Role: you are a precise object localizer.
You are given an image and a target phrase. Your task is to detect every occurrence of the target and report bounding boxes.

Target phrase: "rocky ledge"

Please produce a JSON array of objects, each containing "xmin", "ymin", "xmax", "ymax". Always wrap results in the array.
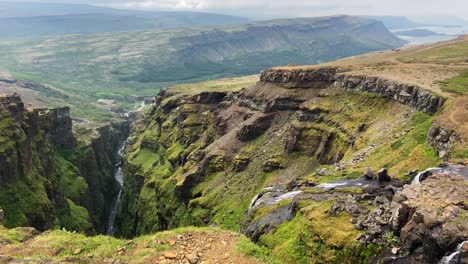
[
  {"xmin": 260, "ymin": 67, "xmax": 445, "ymax": 114},
  {"xmin": 241, "ymin": 164, "xmax": 468, "ymax": 263}
]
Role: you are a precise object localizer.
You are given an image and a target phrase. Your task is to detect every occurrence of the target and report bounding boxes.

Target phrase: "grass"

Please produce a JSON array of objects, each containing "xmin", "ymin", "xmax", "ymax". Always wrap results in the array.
[
  {"xmin": 236, "ymin": 236, "xmax": 281, "ymax": 264},
  {"xmin": 440, "ymin": 71, "xmax": 468, "ymax": 94},
  {"xmin": 397, "ymin": 41, "xmax": 468, "ymax": 65},
  {"xmin": 58, "ymin": 199, "xmax": 93, "ymax": 233},
  {"xmin": 355, "ymin": 111, "xmax": 441, "ymax": 180},
  {"xmin": 169, "ymin": 75, "xmax": 259, "ymax": 95}
]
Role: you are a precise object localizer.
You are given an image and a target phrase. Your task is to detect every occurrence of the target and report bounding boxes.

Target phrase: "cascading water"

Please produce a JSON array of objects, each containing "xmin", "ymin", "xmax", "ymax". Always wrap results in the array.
[
  {"xmin": 106, "ymin": 144, "xmax": 125, "ymax": 236},
  {"xmin": 136, "ymin": 101, "xmax": 146, "ymax": 111},
  {"xmin": 438, "ymin": 241, "xmax": 467, "ymax": 264},
  {"xmin": 411, "ymin": 164, "xmax": 468, "ymax": 184}
]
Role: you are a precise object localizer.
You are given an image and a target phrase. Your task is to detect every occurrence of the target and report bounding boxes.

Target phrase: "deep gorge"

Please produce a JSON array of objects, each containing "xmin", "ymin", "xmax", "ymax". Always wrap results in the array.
[
  {"xmin": 0, "ymin": 65, "xmax": 466, "ymax": 263},
  {"xmin": 0, "ymin": 94, "xmax": 130, "ymax": 234}
]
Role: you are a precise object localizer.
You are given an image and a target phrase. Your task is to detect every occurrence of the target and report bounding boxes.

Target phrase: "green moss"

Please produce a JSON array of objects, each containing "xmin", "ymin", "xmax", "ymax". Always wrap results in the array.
[
  {"xmin": 357, "ymin": 111, "xmax": 441, "ymax": 179},
  {"xmin": 0, "ymin": 180, "xmax": 53, "ymax": 228},
  {"xmin": 56, "ymin": 155, "xmax": 89, "ymax": 202},
  {"xmin": 260, "ymin": 201, "xmax": 380, "ymax": 264},
  {"xmin": 130, "ymin": 148, "xmax": 160, "ymax": 172},
  {"xmin": 58, "ymin": 199, "xmax": 93, "ymax": 233},
  {"xmin": 167, "ymin": 142, "xmax": 185, "ymax": 162},
  {"xmin": 253, "ymin": 199, "xmax": 293, "ymax": 220}
]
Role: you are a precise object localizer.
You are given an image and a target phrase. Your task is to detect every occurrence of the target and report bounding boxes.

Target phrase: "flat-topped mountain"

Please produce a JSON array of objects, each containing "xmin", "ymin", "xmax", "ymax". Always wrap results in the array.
[
  {"xmin": 0, "ymin": 15, "xmax": 404, "ymax": 121},
  {"xmin": 0, "ymin": 2, "xmax": 248, "ymax": 39}
]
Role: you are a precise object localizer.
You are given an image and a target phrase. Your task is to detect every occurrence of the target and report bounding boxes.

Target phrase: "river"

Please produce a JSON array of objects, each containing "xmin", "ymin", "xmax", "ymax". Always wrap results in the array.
[{"xmin": 106, "ymin": 144, "xmax": 125, "ymax": 236}]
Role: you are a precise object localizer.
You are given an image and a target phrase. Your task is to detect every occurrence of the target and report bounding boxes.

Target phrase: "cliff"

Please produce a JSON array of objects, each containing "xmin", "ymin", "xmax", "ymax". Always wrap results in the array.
[
  {"xmin": 114, "ymin": 58, "xmax": 463, "ymax": 262},
  {"xmin": 260, "ymin": 67, "xmax": 446, "ymax": 114},
  {"xmin": 0, "ymin": 94, "xmax": 129, "ymax": 233}
]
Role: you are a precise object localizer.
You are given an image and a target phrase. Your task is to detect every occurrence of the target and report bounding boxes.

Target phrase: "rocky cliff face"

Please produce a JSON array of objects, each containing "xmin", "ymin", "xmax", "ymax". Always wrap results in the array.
[
  {"xmin": 116, "ymin": 64, "xmax": 450, "ymax": 263},
  {"xmin": 0, "ymin": 94, "xmax": 129, "ymax": 233},
  {"xmin": 260, "ymin": 67, "xmax": 446, "ymax": 114}
]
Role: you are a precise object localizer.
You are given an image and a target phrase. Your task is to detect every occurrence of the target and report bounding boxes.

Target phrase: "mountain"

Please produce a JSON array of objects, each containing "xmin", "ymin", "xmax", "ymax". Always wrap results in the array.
[
  {"xmin": 0, "ymin": 2, "xmax": 249, "ymax": 39},
  {"xmin": 0, "ymin": 15, "xmax": 405, "ymax": 121},
  {"xmin": 362, "ymin": 16, "xmax": 424, "ymax": 29}
]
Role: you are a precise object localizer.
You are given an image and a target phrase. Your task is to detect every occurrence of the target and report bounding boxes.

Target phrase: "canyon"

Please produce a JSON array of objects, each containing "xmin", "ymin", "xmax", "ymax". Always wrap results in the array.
[{"xmin": 0, "ymin": 35, "xmax": 466, "ymax": 264}]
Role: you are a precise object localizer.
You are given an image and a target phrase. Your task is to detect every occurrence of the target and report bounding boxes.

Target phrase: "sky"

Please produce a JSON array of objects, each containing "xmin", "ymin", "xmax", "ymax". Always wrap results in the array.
[{"xmin": 3, "ymin": 0, "xmax": 468, "ymax": 20}]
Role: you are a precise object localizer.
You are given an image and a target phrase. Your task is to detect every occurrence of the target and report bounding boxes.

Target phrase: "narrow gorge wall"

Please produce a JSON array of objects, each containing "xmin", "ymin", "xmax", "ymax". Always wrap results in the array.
[{"xmin": 0, "ymin": 94, "xmax": 129, "ymax": 233}]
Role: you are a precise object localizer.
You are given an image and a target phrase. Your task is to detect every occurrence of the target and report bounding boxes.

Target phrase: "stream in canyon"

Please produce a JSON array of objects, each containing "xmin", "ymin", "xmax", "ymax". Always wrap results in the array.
[{"xmin": 106, "ymin": 144, "xmax": 125, "ymax": 236}]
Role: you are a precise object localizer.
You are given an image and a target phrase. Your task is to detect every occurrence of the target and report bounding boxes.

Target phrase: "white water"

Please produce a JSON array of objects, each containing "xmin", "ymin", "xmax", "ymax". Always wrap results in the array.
[
  {"xmin": 317, "ymin": 181, "xmax": 350, "ymax": 189},
  {"xmin": 249, "ymin": 189, "xmax": 302, "ymax": 210},
  {"xmin": 411, "ymin": 165, "xmax": 468, "ymax": 184},
  {"xmin": 106, "ymin": 144, "xmax": 125, "ymax": 236},
  {"xmin": 438, "ymin": 241, "xmax": 467, "ymax": 264},
  {"xmin": 136, "ymin": 101, "xmax": 146, "ymax": 111},
  {"xmin": 411, "ymin": 167, "xmax": 440, "ymax": 184}
]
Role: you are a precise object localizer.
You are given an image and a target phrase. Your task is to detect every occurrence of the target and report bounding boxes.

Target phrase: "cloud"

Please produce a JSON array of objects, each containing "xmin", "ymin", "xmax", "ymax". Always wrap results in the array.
[
  {"xmin": 97, "ymin": 0, "xmax": 467, "ymax": 19},
  {"xmin": 3, "ymin": 0, "xmax": 467, "ymax": 19}
]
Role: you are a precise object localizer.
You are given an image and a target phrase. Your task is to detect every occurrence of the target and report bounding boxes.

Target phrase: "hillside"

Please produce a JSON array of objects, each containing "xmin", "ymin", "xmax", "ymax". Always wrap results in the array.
[
  {"xmin": 112, "ymin": 35, "xmax": 467, "ymax": 263},
  {"xmin": 0, "ymin": 34, "xmax": 466, "ymax": 264},
  {"xmin": 0, "ymin": 15, "xmax": 405, "ymax": 122},
  {"xmin": 0, "ymin": 2, "xmax": 248, "ymax": 39}
]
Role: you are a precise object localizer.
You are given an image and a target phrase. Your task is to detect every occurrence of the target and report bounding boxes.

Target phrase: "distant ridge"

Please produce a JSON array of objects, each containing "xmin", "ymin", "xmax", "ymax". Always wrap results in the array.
[{"xmin": 0, "ymin": 2, "xmax": 249, "ymax": 38}]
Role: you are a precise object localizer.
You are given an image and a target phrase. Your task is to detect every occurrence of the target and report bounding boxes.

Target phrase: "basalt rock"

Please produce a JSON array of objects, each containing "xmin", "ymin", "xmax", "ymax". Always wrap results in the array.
[
  {"xmin": 260, "ymin": 67, "xmax": 445, "ymax": 114},
  {"xmin": 377, "ymin": 168, "xmax": 391, "ymax": 182},
  {"xmin": 236, "ymin": 114, "xmax": 274, "ymax": 141},
  {"xmin": 427, "ymin": 125, "xmax": 460, "ymax": 161},
  {"xmin": 34, "ymin": 107, "xmax": 76, "ymax": 149},
  {"xmin": 390, "ymin": 172, "xmax": 468, "ymax": 263}
]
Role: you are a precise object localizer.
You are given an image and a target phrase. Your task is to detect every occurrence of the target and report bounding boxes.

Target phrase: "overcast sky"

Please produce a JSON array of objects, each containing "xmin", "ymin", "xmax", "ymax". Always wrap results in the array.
[{"xmin": 4, "ymin": 0, "xmax": 468, "ymax": 20}]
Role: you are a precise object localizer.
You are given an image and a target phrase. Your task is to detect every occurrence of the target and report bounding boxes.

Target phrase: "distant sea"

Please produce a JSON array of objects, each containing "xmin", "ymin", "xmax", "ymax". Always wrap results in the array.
[{"xmin": 393, "ymin": 25, "xmax": 468, "ymax": 45}]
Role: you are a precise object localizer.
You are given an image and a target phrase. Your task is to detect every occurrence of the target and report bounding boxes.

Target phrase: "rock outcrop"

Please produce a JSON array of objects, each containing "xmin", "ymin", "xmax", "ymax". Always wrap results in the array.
[
  {"xmin": 390, "ymin": 170, "xmax": 468, "ymax": 263},
  {"xmin": 427, "ymin": 125, "xmax": 460, "ymax": 160},
  {"xmin": 260, "ymin": 68, "xmax": 446, "ymax": 114},
  {"xmin": 34, "ymin": 107, "xmax": 76, "ymax": 148}
]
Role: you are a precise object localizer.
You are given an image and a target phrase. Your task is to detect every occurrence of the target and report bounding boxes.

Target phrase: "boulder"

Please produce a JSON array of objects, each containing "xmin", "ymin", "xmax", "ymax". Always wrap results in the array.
[
  {"xmin": 364, "ymin": 167, "xmax": 375, "ymax": 180},
  {"xmin": 377, "ymin": 168, "xmax": 391, "ymax": 182}
]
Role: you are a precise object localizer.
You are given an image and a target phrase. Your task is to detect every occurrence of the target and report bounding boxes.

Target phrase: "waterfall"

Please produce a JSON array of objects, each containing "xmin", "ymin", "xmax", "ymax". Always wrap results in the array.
[
  {"xmin": 411, "ymin": 167, "xmax": 439, "ymax": 184},
  {"xmin": 411, "ymin": 164, "xmax": 468, "ymax": 184},
  {"xmin": 136, "ymin": 101, "xmax": 146, "ymax": 111},
  {"xmin": 106, "ymin": 144, "xmax": 125, "ymax": 236},
  {"xmin": 438, "ymin": 241, "xmax": 467, "ymax": 264}
]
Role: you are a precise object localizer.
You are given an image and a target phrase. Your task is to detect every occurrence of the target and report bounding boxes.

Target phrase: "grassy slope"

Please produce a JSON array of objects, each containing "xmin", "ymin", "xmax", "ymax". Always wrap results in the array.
[{"xmin": 116, "ymin": 86, "xmax": 440, "ymax": 260}]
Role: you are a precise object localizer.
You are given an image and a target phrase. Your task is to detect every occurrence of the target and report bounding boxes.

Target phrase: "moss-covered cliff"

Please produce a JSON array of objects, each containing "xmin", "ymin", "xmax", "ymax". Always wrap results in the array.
[
  {"xmin": 115, "ymin": 66, "xmax": 443, "ymax": 243},
  {"xmin": 0, "ymin": 94, "xmax": 129, "ymax": 233}
]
